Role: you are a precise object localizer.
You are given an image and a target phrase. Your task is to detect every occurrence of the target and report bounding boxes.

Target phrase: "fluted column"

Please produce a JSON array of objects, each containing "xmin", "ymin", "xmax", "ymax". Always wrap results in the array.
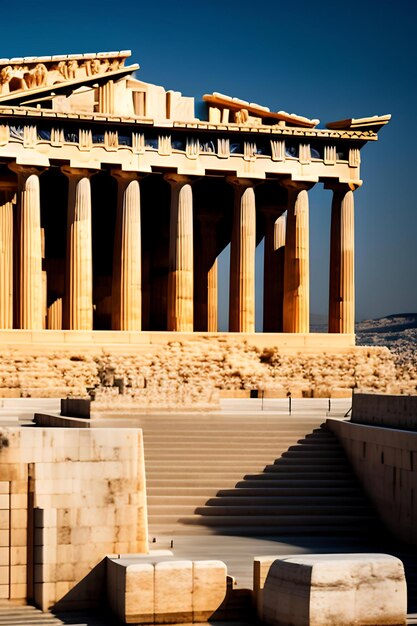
[
  {"xmin": 111, "ymin": 171, "xmax": 142, "ymax": 331},
  {"xmin": 165, "ymin": 174, "xmax": 194, "ymax": 332},
  {"xmin": 228, "ymin": 178, "xmax": 256, "ymax": 333},
  {"xmin": 328, "ymin": 184, "xmax": 355, "ymax": 334},
  {"xmin": 9, "ymin": 164, "xmax": 43, "ymax": 329},
  {"xmin": 263, "ymin": 209, "xmax": 286, "ymax": 332},
  {"xmin": 195, "ymin": 211, "xmax": 220, "ymax": 332},
  {"xmin": 62, "ymin": 167, "xmax": 94, "ymax": 330},
  {"xmin": 283, "ymin": 182, "xmax": 311, "ymax": 333},
  {"xmin": 0, "ymin": 181, "xmax": 15, "ymax": 329}
]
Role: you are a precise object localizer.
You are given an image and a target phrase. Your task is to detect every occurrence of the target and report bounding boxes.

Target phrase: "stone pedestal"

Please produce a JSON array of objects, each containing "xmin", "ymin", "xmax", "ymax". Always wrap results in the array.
[
  {"xmin": 166, "ymin": 175, "xmax": 194, "ymax": 332},
  {"xmin": 195, "ymin": 211, "xmax": 220, "ymax": 332},
  {"xmin": 10, "ymin": 165, "xmax": 44, "ymax": 329},
  {"xmin": 112, "ymin": 171, "xmax": 142, "ymax": 331},
  {"xmin": 283, "ymin": 183, "xmax": 310, "ymax": 333},
  {"xmin": 263, "ymin": 211, "xmax": 286, "ymax": 332},
  {"xmin": 62, "ymin": 167, "xmax": 94, "ymax": 330},
  {"xmin": 228, "ymin": 179, "xmax": 256, "ymax": 333},
  {"xmin": 328, "ymin": 185, "xmax": 355, "ymax": 334},
  {"xmin": 0, "ymin": 181, "xmax": 15, "ymax": 329}
]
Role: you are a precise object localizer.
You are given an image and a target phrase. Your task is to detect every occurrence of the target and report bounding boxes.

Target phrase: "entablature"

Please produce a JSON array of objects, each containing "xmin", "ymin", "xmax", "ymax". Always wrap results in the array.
[
  {"xmin": 0, "ymin": 106, "xmax": 378, "ymax": 141},
  {"xmin": 0, "ymin": 112, "xmax": 363, "ymax": 186}
]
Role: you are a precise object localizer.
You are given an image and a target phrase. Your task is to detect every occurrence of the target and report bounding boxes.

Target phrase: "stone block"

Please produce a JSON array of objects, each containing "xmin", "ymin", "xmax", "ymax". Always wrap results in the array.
[
  {"xmin": 10, "ymin": 509, "xmax": 27, "ymax": 529},
  {"xmin": 10, "ymin": 565, "xmax": 26, "ymax": 585},
  {"xmin": 125, "ymin": 563, "xmax": 154, "ymax": 624},
  {"xmin": 0, "ymin": 495, "xmax": 9, "ymax": 509},
  {"xmin": 192, "ymin": 560, "xmax": 227, "ymax": 622},
  {"xmin": 0, "ymin": 530, "xmax": 8, "ymax": 547},
  {"xmin": 10, "ymin": 582, "xmax": 26, "ymax": 599},
  {"xmin": 258, "ymin": 554, "xmax": 406, "ymax": 626},
  {"xmin": 0, "ymin": 584, "xmax": 8, "ymax": 599},
  {"xmin": 10, "ymin": 546, "xmax": 26, "ymax": 566},
  {"xmin": 0, "ymin": 547, "xmax": 9, "ymax": 566},
  {"xmin": 0, "ymin": 510, "xmax": 9, "ymax": 530},
  {"xmin": 10, "ymin": 494, "xmax": 27, "ymax": 509},
  {"xmin": 154, "ymin": 560, "xmax": 193, "ymax": 623},
  {"xmin": 0, "ymin": 566, "xmax": 8, "ymax": 585}
]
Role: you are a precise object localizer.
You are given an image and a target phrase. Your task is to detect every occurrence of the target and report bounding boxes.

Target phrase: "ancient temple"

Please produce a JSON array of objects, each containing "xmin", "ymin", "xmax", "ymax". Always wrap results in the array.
[{"xmin": 0, "ymin": 50, "xmax": 390, "ymax": 347}]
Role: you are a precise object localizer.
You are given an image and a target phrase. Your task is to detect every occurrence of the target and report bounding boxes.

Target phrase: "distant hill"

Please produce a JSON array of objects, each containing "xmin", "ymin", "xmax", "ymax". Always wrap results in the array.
[{"xmin": 356, "ymin": 313, "xmax": 417, "ymax": 350}]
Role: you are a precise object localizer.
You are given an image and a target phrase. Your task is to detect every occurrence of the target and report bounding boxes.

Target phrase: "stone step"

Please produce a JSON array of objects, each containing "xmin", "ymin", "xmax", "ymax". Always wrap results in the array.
[
  {"xmin": 147, "ymin": 494, "xmax": 368, "ymax": 507},
  {"xmin": 148, "ymin": 486, "xmax": 365, "ymax": 497},
  {"xmin": 163, "ymin": 513, "xmax": 376, "ymax": 527},
  {"xmin": 149, "ymin": 503, "xmax": 373, "ymax": 517},
  {"xmin": 147, "ymin": 523, "xmax": 379, "ymax": 537},
  {"xmin": 146, "ymin": 477, "xmax": 358, "ymax": 488}
]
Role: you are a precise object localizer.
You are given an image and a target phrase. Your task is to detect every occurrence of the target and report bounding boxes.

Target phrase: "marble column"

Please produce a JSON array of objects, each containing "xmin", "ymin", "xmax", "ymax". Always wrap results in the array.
[
  {"xmin": 228, "ymin": 178, "xmax": 256, "ymax": 333},
  {"xmin": 283, "ymin": 182, "xmax": 311, "ymax": 333},
  {"xmin": 62, "ymin": 167, "xmax": 94, "ymax": 330},
  {"xmin": 0, "ymin": 181, "xmax": 15, "ymax": 329},
  {"xmin": 9, "ymin": 164, "xmax": 44, "ymax": 329},
  {"xmin": 195, "ymin": 211, "xmax": 220, "ymax": 332},
  {"xmin": 263, "ymin": 209, "xmax": 286, "ymax": 332},
  {"xmin": 111, "ymin": 171, "xmax": 142, "ymax": 331},
  {"xmin": 328, "ymin": 184, "xmax": 355, "ymax": 334},
  {"xmin": 165, "ymin": 174, "xmax": 194, "ymax": 332}
]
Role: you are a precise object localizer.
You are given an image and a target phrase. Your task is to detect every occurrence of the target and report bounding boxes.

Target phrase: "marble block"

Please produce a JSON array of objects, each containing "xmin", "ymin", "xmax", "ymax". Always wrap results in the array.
[{"xmin": 258, "ymin": 553, "xmax": 406, "ymax": 626}]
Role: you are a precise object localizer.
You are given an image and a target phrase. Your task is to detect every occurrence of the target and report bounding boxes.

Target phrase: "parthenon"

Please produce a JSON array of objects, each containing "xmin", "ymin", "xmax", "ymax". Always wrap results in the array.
[{"xmin": 0, "ymin": 50, "xmax": 390, "ymax": 347}]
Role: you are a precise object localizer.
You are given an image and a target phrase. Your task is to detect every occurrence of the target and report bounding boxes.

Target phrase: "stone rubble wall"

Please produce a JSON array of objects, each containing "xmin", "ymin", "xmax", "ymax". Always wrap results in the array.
[{"xmin": 0, "ymin": 338, "xmax": 414, "ymax": 402}]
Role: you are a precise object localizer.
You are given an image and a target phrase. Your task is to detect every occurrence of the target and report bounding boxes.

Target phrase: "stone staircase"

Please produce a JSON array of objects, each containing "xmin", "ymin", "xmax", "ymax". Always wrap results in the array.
[{"xmin": 144, "ymin": 414, "xmax": 381, "ymax": 539}]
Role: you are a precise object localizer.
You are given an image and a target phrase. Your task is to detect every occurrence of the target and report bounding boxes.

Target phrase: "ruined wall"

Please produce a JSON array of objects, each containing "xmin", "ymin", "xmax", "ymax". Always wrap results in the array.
[
  {"xmin": 0, "ymin": 427, "xmax": 147, "ymax": 611},
  {"xmin": 0, "ymin": 337, "xmax": 412, "ymax": 401}
]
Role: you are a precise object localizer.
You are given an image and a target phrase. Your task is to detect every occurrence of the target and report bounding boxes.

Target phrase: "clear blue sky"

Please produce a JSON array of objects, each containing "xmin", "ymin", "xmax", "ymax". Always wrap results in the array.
[{"xmin": 1, "ymin": 0, "xmax": 416, "ymax": 324}]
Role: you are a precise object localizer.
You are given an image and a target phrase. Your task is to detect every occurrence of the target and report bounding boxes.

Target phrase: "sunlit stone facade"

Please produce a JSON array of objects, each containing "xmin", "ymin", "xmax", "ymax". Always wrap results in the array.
[{"xmin": 0, "ymin": 50, "xmax": 390, "ymax": 344}]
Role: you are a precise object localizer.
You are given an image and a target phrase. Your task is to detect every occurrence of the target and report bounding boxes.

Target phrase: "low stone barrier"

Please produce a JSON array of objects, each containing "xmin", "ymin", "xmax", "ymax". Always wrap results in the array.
[
  {"xmin": 352, "ymin": 393, "xmax": 417, "ymax": 430},
  {"xmin": 254, "ymin": 553, "xmax": 406, "ymax": 626},
  {"xmin": 107, "ymin": 558, "xmax": 227, "ymax": 624}
]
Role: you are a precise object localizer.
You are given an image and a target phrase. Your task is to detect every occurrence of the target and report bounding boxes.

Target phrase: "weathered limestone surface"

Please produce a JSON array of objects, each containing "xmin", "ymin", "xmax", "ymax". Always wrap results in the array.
[
  {"xmin": 329, "ymin": 186, "xmax": 355, "ymax": 334},
  {"xmin": 257, "ymin": 554, "xmax": 406, "ymax": 626},
  {"xmin": 112, "ymin": 172, "xmax": 142, "ymax": 331},
  {"xmin": 10, "ymin": 165, "xmax": 43, "ymax": 330},
  {"xmin": 283, "ymin": 185, "xmax": 310, "ymax": 333},
  {"xmin": 229, "ymin": 180, "xmax": 256, "ymax": 333},
  {"xmin": 0, "ymin": 427, "xmax": 148, "ymax": 610},
  {"xmin": 0, "ymin": 184, "xmax": 14, "ymax": 329},
  {"xmin": 63, "ymin": 168, "xmax": 93, "ymax": 330},
  {"xmin": 107, "ymin": 558, "xmax": 227, "ymax": 624},
  {"xmin": 166, "ymin": 175, "xmax": 194, "ymax": 332}
]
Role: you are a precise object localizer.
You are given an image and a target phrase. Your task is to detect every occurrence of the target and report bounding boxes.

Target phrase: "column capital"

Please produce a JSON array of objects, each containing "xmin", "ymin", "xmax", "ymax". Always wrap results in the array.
[
  {"xmin": 8, "ymin": 163, "xmax": 44, "ymax": 178},
  {"xmin": 61, "ymin": 166, "xmax": 97, "ymax": 180},
  {"xmin": 111, "ymin": 169, "xmax": 146, "ymax": 183},
  {"xmin": 280, "ymin": 178, "xmax": 314, "ymax": 192},
  {"xmin": 226, "ymin": 176, "xmax": 256, "ymax": 189},
  {"xmin": 164, "ymin": 173, "xmax": 195, "ymax": 187},
  {"xmin": 324, "ymin": 181, "xmax": 360, "ymax": 193}
]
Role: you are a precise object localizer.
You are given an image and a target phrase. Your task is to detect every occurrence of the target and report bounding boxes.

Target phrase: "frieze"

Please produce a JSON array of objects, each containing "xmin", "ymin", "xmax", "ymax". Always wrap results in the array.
[
  {"xmin": 0, "ymin": 52, "xmax": 128, "ymax": 97},
  {"xmin": 0, "ymin": 120, "xmax": 360, "ymax": 165}
]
